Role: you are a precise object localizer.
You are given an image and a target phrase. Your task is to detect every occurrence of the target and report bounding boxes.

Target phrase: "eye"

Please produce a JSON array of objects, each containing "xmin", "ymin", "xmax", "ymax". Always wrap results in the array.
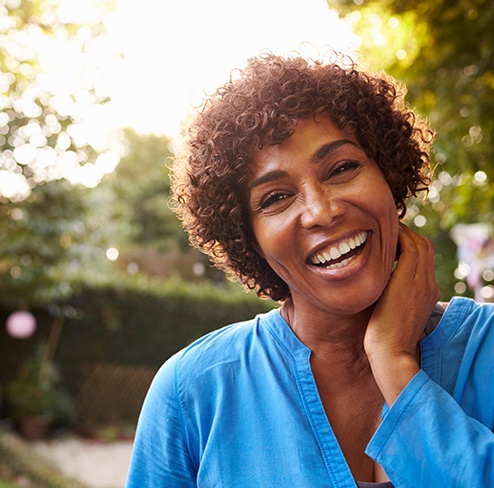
[
  {"xmin": 327, "ymin": 160, "xmax": 361, "ymax": 179},
  {"xmin": 259, "ymin": 191, "xmax": 289, "ymax": 210}
]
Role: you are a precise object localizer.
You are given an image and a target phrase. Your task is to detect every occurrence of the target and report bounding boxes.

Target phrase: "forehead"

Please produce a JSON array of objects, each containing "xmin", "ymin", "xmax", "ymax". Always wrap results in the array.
[{"xmin": 250, "ymin": 114, "xmax": 359, "ymax": 170}]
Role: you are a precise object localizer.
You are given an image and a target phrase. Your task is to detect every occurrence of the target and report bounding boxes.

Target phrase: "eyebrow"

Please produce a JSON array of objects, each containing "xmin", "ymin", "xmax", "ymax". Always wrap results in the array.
[
  {"xmin": 310, "ymin": 139, "xmax": 359, "ymax": 164},
  {"xmin": 249, "ymin": 170, "xmax": 288, "ymax": 192}
]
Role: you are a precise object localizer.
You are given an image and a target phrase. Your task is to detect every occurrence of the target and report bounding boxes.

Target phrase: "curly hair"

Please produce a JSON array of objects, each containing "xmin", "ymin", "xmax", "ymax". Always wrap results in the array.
[{"xmin": 170, "ymin": 51, "xmax": 433, "ymax": 302}]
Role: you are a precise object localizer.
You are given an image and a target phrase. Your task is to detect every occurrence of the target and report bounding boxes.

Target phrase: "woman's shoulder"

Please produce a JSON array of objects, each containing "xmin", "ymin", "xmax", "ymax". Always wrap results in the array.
[
  {"xmin": 159, "ymin": 308, "xmax": 279, "ymax": 376},
  {"xmin": 421, "ymin": 297, "xmax": 494, "ymax": 397},
  {"xmin": 426, "ymin": 296, "xmax": 494, "ymax": 338},
  {"xmin": 443, "ymin": 296, "xmax": 494, "ymax": 319},
  {"xmin": 146, "ymin": 309, "xmax": 280, "ymax": 407}
]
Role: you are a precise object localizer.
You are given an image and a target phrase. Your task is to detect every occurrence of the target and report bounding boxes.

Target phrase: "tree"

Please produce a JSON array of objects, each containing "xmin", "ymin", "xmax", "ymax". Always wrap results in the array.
[
  {"xmin": 331, "ymin": 0, "xmax": 494, "ymax": 298},
  {"xmin": 0, "ymin": 0, "xmax": 131, "ymax": 309},
  {"xmin": 0, "ymin": 0, "xmax": 119, "ymax": 202},
  {"xmin": 108, "ymin": 129, "xmax": 188, "ymax": 252},
  {"xmin": 0, "ymin": 179, "xmax": 120, "ymax": 308},
  {"xmin": 103, "ymin": 129, "xmax": 216, "ymax": 281}
]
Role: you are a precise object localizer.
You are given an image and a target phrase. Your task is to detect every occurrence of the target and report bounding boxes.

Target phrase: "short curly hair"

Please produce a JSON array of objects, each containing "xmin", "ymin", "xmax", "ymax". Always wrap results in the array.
[{"xmin": 170, "ymin": 51, "xmax": 433, "ymax": 302}]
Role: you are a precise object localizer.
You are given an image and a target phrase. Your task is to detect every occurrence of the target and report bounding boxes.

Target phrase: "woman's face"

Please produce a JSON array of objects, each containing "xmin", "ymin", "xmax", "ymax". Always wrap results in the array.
[{"xmin": 244, "ymin": 114, "xmax": 400, "ymax": 317}]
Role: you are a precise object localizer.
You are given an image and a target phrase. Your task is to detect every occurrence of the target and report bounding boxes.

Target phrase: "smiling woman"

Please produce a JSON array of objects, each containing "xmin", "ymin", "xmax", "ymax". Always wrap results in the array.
[
  {"xmin": 171, "ymin": 51, "xmax": 431, "ymax": 301},
  {"xmin": 245, "ymin": 114, "xmax": 401, "ymax": 324},
  {"xmin": 126, "ymin": 51, "xmax": 494, "ymax": 488}
]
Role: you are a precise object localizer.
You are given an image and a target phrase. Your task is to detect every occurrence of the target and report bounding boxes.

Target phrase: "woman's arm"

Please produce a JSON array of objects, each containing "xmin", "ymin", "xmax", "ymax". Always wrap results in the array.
[
  {"xmin": 125, "ymin": 354, "xmax": 197, "ymax": 488},
  {"xmin": 364, "ymin": 224, "xmax": 494, "ymax": 486},
  {"xmin": 367, "ymin": 369, "xmax": 494, "ymax": 486}
]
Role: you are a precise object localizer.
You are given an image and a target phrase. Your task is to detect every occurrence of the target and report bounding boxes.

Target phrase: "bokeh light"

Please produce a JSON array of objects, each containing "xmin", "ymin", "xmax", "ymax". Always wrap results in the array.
[
  {"xmin": 106, "ymin": 247, "xmax": 119, "ymax": 261},
  {"xmin": 6, "ymin": 310, "xmax": 37, "ymax": 339}
]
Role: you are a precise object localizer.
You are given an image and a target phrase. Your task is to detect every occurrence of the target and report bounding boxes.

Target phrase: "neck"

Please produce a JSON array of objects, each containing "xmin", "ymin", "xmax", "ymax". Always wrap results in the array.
[{"xmin": 280, "ymin": 298, "xmax": 374, "ymax": 380}]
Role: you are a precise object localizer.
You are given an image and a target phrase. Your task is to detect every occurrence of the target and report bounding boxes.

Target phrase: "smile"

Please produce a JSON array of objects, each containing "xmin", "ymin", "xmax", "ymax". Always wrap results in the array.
[{"xmin": 309, "ymin": 231, "xmax": 368, "ymax": 269}]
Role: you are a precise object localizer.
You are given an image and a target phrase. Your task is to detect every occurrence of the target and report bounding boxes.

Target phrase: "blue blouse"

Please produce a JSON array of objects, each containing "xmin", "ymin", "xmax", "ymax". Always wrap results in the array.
[{"xmin": 126, "ymin": 297, "xmax": 494, "ymax": 487}]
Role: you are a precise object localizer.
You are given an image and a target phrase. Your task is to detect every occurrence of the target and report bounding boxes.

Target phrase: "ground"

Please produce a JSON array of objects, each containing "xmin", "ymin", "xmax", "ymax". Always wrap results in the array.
[{"xmin": 32, "ymin": 435, "xmax": 133, "ymax": 488}]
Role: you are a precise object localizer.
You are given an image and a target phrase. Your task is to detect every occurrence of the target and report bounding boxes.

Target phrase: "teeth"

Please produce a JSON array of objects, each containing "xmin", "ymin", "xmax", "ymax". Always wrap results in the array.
[
  {"xmin": 328, "ymin": 256, "xmax": 353, "ymax": 270},
  {"xmin": 310, "ymin": 231, "xmax": 368, "ymax": 266},
  {"xmin": 338, "ymin": 241, "xmax": 351, "ymax": 255},
  {"xmin": 330, "ymin": 247, "xmax": 341, "ymax": 260}
]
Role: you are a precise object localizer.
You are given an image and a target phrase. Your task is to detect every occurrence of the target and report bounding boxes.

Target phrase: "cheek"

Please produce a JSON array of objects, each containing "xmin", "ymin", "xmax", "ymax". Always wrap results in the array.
[
  {"xmin": 369, "ymin": 184, "xmax": 400, "ymax": 254},
  {"xmin": 252, "ymin": 217, "xmax": 290, "ymax": 256}
]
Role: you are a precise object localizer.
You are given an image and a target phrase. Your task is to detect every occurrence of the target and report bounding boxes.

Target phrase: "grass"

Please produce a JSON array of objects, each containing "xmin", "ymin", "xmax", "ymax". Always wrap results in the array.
[{"xmin": 0, "ymin": 480, "xmax": 21, "ymax": 488}]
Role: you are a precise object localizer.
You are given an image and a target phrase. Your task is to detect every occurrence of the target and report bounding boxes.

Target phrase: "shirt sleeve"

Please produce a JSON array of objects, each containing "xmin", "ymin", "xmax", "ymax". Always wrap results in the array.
[
  {"xmin": 125, "ymin": 353, "xmax": 197, "ymax": 488},
  {"xmin": 366, "ymin": 370, "xmax": 494, "ymax": 487}
]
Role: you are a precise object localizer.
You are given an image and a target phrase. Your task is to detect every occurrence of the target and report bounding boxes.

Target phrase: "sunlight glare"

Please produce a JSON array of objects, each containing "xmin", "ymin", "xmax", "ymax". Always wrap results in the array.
[
  {"xmin": 1, "ymin": 0, "xmax": 357, "ymax": 198},
  {"xmin": 102, "ymin": 0, "xmax": 357, "ymax": 137},
  {"xmin": 0, "ymin": 171, "xmax": 31, "ymax": 201}
]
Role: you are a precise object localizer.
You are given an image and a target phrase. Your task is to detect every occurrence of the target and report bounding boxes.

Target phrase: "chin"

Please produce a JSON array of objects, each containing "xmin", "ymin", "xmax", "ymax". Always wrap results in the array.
[{"xmin": 334, "ymin": 285, "xmax": 386, "ymax": 316}]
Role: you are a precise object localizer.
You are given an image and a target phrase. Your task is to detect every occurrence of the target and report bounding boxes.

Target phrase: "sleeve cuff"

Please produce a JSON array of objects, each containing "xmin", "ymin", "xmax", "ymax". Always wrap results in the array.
[{"xmin": 366, "ymin": 369, "xmax": 430, "ymax": 460}]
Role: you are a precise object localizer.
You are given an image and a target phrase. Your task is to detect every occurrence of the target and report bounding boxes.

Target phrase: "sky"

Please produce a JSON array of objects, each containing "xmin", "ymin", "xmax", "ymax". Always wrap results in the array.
[
  {"xmin": 1, "ymin": 0, "xmax": 358, "ymax": 198},
  {"xmin": 100, "ymin": 0, "xmax": 358, "ymax": 138}
]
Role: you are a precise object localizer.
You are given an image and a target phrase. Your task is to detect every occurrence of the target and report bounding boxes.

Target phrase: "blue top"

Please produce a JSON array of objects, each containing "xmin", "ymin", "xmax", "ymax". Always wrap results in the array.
[{"xmin": 126, "ymin": 297, "xmax": 494, "ymax": 487}]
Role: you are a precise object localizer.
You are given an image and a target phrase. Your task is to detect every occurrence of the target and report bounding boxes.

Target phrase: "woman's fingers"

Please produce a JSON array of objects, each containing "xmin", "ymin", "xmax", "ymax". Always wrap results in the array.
[
  {"xmin": 364, "ymin": 224, "xmax": 440, "ymax": 405},
  {"xmin": 364, "ymin": 224, "xmax": 440, "ymax": 358}
]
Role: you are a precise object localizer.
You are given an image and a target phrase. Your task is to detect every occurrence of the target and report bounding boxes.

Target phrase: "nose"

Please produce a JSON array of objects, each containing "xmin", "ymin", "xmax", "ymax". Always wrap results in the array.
[{"xmin": 299, "ymin": 185, "xmax": 346, "ymax": 229}]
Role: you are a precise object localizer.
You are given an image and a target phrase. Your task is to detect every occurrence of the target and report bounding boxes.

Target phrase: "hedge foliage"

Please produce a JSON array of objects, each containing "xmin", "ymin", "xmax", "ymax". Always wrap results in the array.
[{"xmin": 0, "ymin": 274, "xmax": 274, "ymax": 400}]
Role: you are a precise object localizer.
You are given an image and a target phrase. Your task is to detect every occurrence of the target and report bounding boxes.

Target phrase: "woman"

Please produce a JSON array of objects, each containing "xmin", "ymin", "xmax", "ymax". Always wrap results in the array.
[{"xmin": 126, "ymin": 52, "xmax": 494, "ymax": 487}]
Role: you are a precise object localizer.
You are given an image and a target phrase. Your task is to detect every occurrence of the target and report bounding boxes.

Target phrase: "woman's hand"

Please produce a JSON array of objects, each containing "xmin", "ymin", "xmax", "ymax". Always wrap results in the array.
[{"xmin": 364, "ymin": 223, "xmax": 441, "ymax": 406}]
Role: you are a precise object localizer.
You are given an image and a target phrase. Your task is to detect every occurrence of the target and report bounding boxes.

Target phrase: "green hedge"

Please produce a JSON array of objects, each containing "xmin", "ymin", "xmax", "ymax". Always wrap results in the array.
[{"xmin": 0, "ymin": 275, "xmax": 274, "ymax": 402}]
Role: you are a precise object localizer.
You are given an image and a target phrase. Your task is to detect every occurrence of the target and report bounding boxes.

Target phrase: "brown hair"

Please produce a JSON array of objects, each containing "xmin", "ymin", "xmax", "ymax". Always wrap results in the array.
[{"xmin": 171, "ymin": 51, "xmax": 433, "ymax": 301}]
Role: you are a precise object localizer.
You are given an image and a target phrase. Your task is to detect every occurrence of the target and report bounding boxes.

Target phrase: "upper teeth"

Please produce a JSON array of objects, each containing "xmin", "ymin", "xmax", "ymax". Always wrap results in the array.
[{"xmin": 310, "ymin": 231, "xmax": 368, "ymax": 265}]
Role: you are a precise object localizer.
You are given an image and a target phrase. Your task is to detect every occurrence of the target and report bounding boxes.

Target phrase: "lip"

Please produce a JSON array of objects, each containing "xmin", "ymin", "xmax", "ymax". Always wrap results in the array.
[{"xmin": 307, "ymin": 230, "xmax": 372, "ymax": 281}]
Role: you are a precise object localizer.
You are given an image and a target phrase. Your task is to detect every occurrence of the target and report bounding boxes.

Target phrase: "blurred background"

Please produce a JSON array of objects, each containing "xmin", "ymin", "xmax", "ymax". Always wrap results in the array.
[{"xmin": 0, "ymin": 0, "xmax": 493, "ymax": 485}]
